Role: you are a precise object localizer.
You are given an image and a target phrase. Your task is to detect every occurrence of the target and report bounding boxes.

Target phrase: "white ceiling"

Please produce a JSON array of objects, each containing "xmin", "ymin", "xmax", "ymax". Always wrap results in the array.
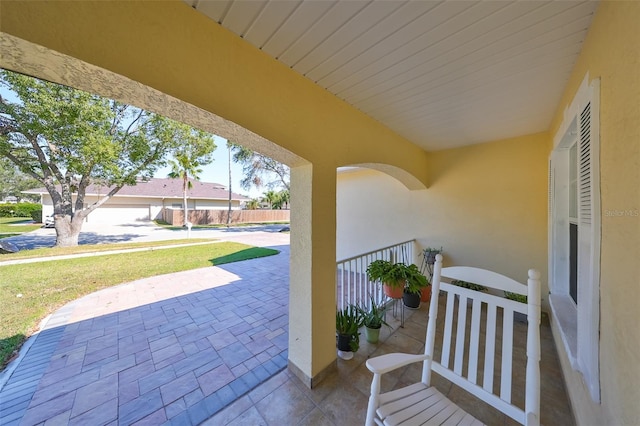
[{"xmin": 185, "ymin": 0, "xmax": 598, "ymax": 151}]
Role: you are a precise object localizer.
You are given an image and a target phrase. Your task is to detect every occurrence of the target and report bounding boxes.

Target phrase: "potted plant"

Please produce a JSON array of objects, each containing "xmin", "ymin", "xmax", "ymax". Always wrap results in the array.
[
  {"xmin": 420, "ymin": 275, "xmax": 432, "ymax": 303},
  {"xmin": 419, "ymin": 247, "xmax": 442, "ymax": 302},
  {"xmin": 422, "ymin": 246, "xmax": 443, "ymax": 265},
  {"xmin": 336, "ymin": 304, "xmax": 363, "ymax": 360},
  {"xmin": 504, "ymin": 291, "xmax": 528, "ymax": 323},
  {"xmin": 359, "ymin": 296, "xmax": 391, "ymax": 344},
  {"xmin": 403, "ymin": 263, "xmax": 429, "ymax": 308},
  {"xmin": 366, "ymin": 259, "xmax": 406, "ymax": 299}
]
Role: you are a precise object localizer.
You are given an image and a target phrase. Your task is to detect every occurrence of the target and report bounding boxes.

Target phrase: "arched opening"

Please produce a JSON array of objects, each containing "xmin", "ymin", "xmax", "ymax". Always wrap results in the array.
[
  {"xmin": 344, "ymin": 163, "xmax": 428, "ymax": 191},
  {"xmin": 0, "ymin": 34, "xmax": 315, "ymax": 417},
  {"xmin": 1, "ymin": 28, "xmax": 430, "ymax": 408},
  {"xmin": 336, "ymin": 164, "xmax": 427, "ymax": 262}
]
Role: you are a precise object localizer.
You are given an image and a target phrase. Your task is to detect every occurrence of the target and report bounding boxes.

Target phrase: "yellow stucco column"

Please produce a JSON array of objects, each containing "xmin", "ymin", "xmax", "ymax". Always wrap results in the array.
[{"xmin": 289, "ymin": 164, "xmax": 338, "ymax": 386}]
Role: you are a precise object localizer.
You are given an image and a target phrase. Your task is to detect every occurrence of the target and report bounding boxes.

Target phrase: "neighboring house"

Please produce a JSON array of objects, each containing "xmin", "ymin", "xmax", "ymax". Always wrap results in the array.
[{"xmin": 23, "ymin": 178, "xmax": 249, "ymax": 224}]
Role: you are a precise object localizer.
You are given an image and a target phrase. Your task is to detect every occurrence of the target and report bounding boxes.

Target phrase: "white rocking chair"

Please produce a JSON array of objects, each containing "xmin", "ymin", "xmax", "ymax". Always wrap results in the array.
[{"xmin": 365, "ymin": 254, "xmax": 541, "ymax": 426}]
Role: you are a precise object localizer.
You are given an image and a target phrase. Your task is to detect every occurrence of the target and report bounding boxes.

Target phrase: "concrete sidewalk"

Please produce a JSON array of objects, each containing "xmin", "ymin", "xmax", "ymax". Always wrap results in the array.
[{"xmin": 0, "ymin": 231, "xmax": 290, "ymax": 425}]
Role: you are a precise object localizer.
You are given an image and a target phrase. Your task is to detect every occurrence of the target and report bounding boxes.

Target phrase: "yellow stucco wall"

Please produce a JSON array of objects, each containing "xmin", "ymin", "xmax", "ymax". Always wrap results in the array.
[
  {"xmin": 337, "ymin": 132, "xmax": 549, "ymax": 297},
  {"xmin": 426, "ymin": 133, "xmax": 550, "ymax": 288},
  {"xmin": 547, "ymin": 2, "xmax": 640, "ymax": 424}
]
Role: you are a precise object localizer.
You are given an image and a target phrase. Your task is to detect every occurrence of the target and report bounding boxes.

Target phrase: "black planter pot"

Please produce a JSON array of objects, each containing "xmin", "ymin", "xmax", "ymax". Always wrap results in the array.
[
  {"xmin": 403, "ymin": 291, "xmax": 421, "ymax": 309},
  {"xmin": 514, "ymin": 312, "xmax": 528, "ymax": 323},
  {"xmin": 337, "ymin": 334, "xmax": 353, "ymax": 352}
]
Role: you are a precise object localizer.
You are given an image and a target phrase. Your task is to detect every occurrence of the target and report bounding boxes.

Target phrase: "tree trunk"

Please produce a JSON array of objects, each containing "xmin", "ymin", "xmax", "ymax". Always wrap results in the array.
[
  {"xmin": 183, "ymin": 175, "xmax": 188, "ymax": 226},
  {"xmin": 53, "ymin": 215, "xmax": 84, "ymax": 247},
  {"xmin": 227, "ymin": 148, "xmax": 232, "ymax": 227},
  {"xmin": 52, "ymin": 186, "xmax": 86, "ymax": 247}
]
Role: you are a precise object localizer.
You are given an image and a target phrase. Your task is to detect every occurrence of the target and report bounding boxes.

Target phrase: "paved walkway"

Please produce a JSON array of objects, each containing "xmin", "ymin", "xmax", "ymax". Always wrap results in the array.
[{"xmin": 0, "ymin": 231, "xmax": 290, "ymax": 425}]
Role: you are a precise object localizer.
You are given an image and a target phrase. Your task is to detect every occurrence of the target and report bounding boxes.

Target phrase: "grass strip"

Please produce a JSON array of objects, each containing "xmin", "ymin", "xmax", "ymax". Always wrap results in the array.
[
  {"xmin": 0, "ymin": 238, "xmax": 215, "ymax": 261},
  {"xmin": 0, "ymin": 217, "xmax": 41, "ymax": 234},
  {"xmin": 0, "ymin": 242, "xmax": 278, "ymax": 369}
]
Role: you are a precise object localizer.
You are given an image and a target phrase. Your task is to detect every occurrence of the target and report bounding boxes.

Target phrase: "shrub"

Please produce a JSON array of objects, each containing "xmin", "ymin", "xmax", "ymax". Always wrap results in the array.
[
  {"xmin": 0, "ymin": 202, "xmax": 42, "ymax": 218},
  {"xmin": 451, "ymin": 279, "xmax": 487, "ymax": 292},
  {"xmin": 0, "ymin": 204, "xmax": 15, "ymax": 217},
  {"xmin": 504, "ymin": 291, "xmax": 527, "ymax": 303},
  {"xmin": 31, "ymin": 210, "xmax": 42, "ymax": 223}
]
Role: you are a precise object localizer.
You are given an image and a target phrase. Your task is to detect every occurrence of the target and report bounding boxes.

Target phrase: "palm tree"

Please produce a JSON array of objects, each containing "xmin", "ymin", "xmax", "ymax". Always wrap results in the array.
[
  {"xmin": 246, "ymin": 198, "xmax": 260, "ymax": 210},
  {"xmin": 168, "ymin": 153, "xmax": 203, "ymax": 226},
  {"xmin": 278, "ymin": 189, "xmax": 290, "ymax": 210},
  {"xmin": 262, "ymin": 190, "xmax": 278, "ymax": 209},
  {"xmin": 226, "ymin": 141, "xmax": 235, "ymax": 227}
]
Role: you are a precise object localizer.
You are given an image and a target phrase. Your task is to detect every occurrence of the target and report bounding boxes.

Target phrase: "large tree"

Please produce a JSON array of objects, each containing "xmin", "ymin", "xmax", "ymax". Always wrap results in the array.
[
  {"xmin": 0, "ymin": 157, "xmax": 40, "ymax": 202},
  {"xmin": 0, "ymin": 69, "xmax": 202, "ymax": 246},
  {"xmin": 167, "ymin": 132, "xmax": 216, "ymax": 226},
  {"xmin": 229, "ymin": 142, "xmax": 290, "ymax": 192}
]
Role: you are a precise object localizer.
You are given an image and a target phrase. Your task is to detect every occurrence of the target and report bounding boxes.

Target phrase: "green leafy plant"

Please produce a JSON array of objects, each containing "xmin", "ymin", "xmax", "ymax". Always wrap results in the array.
[
  {"xmin": 423, "ymin": 246, "xmax": 443, "ymax": 253},
  {"xmin": 359, "ymin": 296, "xmax": 391, "ymax": 330},
  {"xmin": 504, "ymin": 291, "xmax": 527, "ymax": 303},
  {"xmin": 451, "ymin": 279, "xmax": 487, "ymax": 292},
  {"xmin": 404, "ymin": 264, "xmax": 429, "ymax": 294},
  {"xmin": 336, "ymin": 304, "xmax": 364, "ymax": 352},
  {"xmin": 366, "ymin": 260, "xmax": 429, "ymax": 292},
  {"xmin": 366, "ymin": 259, "xmax": 406, "ymax": 288}
]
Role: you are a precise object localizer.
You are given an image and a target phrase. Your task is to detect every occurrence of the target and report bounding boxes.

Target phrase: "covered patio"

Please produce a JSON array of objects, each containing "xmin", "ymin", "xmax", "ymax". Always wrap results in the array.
[{"xmin": 1, "ymin": 1, "xmax": 638, "ymax": 424}]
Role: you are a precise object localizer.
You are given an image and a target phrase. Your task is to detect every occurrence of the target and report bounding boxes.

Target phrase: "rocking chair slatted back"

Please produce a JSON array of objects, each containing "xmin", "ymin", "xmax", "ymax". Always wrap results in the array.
[{"xmin": 424, "ymin": 256, "xmax": 541, "ymax": 425}]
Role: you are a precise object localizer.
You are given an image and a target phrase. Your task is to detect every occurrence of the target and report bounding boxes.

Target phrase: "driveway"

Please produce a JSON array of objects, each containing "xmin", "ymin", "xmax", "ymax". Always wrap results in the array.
[{"xmin": 2, "ymin": 221, "xmax": 290, "ymax": 251}]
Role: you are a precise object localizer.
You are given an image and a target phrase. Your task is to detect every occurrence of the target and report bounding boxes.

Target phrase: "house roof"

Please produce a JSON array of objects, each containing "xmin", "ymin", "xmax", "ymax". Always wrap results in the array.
[{"xmin": 24, "ymin": 178, "xmax": 251, "ymax": 201}]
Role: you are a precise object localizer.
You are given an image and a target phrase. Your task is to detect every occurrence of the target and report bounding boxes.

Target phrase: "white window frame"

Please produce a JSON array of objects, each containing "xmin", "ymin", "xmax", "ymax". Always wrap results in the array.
[{"xmin": 548, "ymin": 74, "xmax": 601, "ymax": 402}]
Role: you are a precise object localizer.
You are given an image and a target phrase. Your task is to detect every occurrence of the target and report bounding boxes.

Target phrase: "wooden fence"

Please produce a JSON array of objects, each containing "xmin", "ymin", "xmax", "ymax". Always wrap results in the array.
[{"xmin": 162, "ymin": 208, "xmax": 290, "ymax": 225}]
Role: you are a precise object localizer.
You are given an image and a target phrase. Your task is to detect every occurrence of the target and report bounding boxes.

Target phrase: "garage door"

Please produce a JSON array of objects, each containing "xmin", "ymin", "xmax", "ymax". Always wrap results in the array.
[{"xmin": 85, "ymin": 204, "xmax": 150, "ymax": 224}]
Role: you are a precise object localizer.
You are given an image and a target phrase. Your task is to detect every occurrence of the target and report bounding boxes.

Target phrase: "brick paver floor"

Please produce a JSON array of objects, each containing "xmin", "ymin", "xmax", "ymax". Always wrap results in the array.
[{"xmin": 0, "ymin": 232, "xmax": 290, "ymax": 425}]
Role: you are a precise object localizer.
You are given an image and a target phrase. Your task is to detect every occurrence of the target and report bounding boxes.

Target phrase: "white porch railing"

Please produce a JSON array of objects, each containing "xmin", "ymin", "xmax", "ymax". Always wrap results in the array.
[{"xmin": 336, "ymin": 240, "xmax": 415, "ymax": 311}]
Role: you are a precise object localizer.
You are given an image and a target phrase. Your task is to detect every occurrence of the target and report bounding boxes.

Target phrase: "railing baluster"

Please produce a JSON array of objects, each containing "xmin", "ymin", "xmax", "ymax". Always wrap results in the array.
[{"xmin": 335, "ymin": 240, "xmax": 416, "ymax": 312}]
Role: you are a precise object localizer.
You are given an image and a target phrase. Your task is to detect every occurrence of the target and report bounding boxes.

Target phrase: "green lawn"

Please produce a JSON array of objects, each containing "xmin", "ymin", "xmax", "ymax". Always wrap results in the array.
[
  {"xmin": 0, "ymin": 241, "xmax": 279, "ymax": 369},
  {"xmin": 0, "ymin": 238, "xmax": 215, "ymax": 261},
  {"xmin": 0, "ymin": 216, "xmax": 41, "ymax": 239}
]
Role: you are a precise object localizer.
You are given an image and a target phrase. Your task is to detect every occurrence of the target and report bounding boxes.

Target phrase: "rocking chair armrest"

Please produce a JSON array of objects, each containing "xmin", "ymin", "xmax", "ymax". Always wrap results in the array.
[{"xmin": 366, "ymin": 353, "xmax": 429, "ymax": 375}]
